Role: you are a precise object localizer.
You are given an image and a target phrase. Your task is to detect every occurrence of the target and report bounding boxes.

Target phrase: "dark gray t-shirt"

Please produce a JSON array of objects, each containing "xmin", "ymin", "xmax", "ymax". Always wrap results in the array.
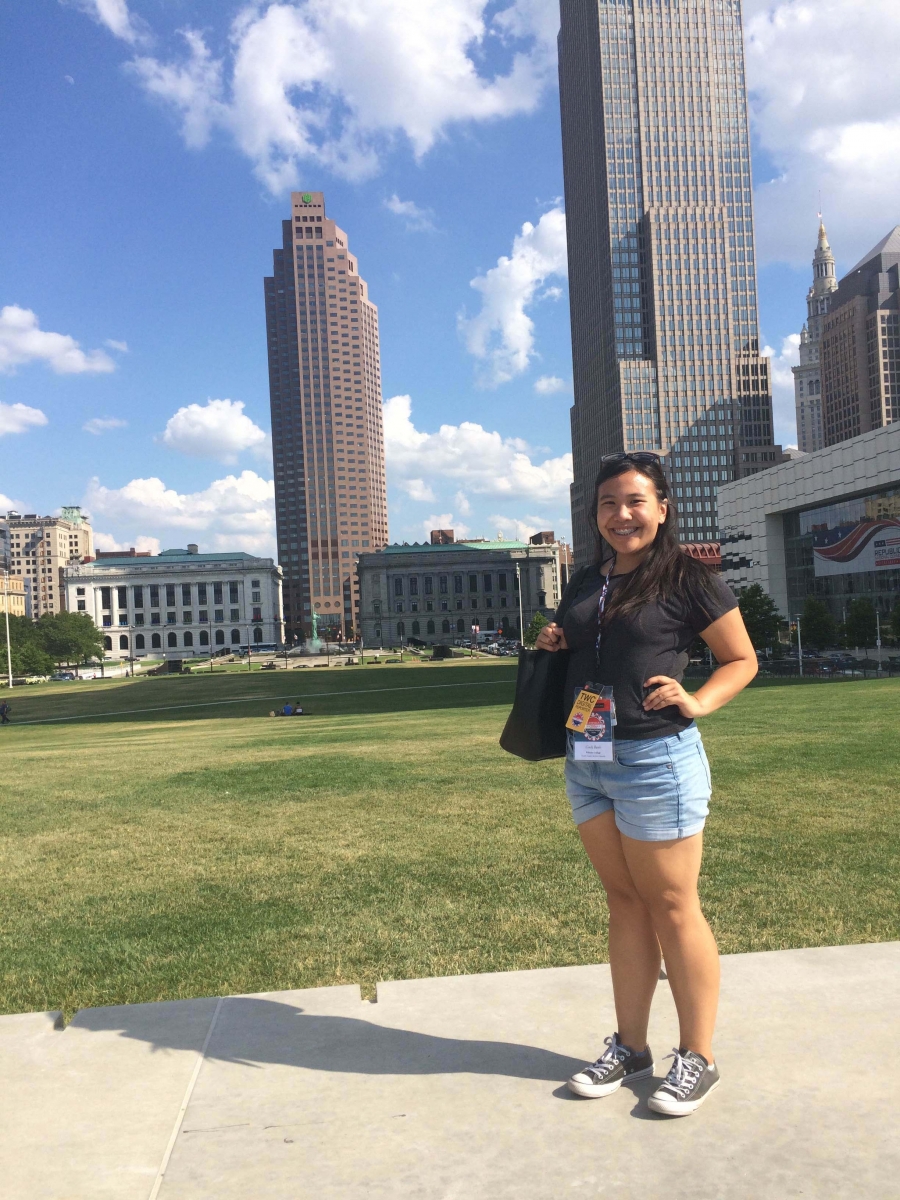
[{"xmin": 554, "ymin": 563, "xmax": 738, "ymax": 741}]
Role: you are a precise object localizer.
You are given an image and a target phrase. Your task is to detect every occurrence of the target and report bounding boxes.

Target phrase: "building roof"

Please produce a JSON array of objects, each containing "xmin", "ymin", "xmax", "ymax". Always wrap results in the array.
[
  {"xmin": 847, "ymin": 225, "xmax": 900, "ymax": 275},
  {"xmin": 76, "ymin": 550, "xmax": 272, "ymax": 567},
  {"xmin": 379, "ymin": 540, "xmax": 531, "ymax": 555}
]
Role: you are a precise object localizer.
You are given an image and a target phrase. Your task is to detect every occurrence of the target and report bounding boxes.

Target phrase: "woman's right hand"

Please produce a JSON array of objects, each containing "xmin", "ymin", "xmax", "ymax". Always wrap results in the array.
[{"xmin": 535, "ymin": 622, "xmax": 568, "ymax": 652}]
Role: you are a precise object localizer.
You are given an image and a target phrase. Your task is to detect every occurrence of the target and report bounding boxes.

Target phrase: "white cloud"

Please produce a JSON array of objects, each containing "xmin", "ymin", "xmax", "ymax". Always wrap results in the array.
[
  {"xmin": 161, "ymin": 398, "xmax": 268, "ymax": 464},
  {"xmin": 762, "ymin": 333, "xmax": 801, "ymax": 446},
  {"xmin": 84, "ymin": 470, "xmax": 275, "ymax": 555},
  {"xmin": 93, "ymin": 532, "xmax": 161, "ymax": 555},
  {"xmin": 488, "ymin": 513, "xmax": 561, "ymax": 542},
  {"xmin": 422, "ymin": 513, "xmax": 471, "ymax": 540},
  {"xmin": 459, "ymin": 206, "xmax": 567, "ymax": 386},
  {"xmin": 104, "ymin": 339, "xmax": 129, "ymax": 353},
  {"xmin": 533, "ymin": 374, "xmax": 567, "ymax": 395},
  {"xmin": 70, "ymin": 0, "xmax": 148, "ymax": 46},
  {"xmin": 383, "ymin": 393, "xmax": 572, "ymax": 503},
  {"xmin": 116, "ymin": 2, "xmax": 557, "ymax": 191},
  {"xmin": 402, "ymin": 478, "xmax": 437, "ymax": 503},
  {"xmin": 83, "ymin": 416, "xmax": 128, "ymax": 435},
  {"xmin": 453, "ymin": 490, "xmax": 472, "ymax": 516},
  {"xmin": 746, "ymin": 0, "xmax": 900, "ymax": 266},
  {"xmin": 0, "ymin": 306, "xmax": 116, "ymax": 375},
  {"xmin": 0, "ymin": 401, "xmax": 49, "ymax": 437},
  {"xmin": 0, "ymin": 491, "xmax": 29, "ymax": 513},
  {"xmin": 384, "ymin": 194, "xmax": 436, "ymax": 232}
]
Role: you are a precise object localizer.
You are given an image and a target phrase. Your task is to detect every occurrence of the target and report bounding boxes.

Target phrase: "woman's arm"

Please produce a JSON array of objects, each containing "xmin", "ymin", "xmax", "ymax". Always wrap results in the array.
[
  {"xmin": 535, "ymin": 622, "xmax": 569, "ymax": 651},
  {"xmin": 642, "ymin": 607, "xmax": 758, "ymax": 719}
]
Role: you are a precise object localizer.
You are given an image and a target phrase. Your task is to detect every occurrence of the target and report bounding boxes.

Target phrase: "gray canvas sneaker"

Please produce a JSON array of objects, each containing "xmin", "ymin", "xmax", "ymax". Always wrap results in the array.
[
  {"xmin": 567, "ymin": 1032, "xmax": 655, "ymax": 1099},
  {"xmin": 647, "ymin": 1048, "xmax": 720, "ymax": 1115}
]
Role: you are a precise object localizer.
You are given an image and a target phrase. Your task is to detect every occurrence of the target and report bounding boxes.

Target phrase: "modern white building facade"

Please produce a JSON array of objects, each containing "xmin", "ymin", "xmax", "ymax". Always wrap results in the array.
[
  {"xmin": 718, "ymin": 421, "xmax": 900, "ymax": 620},
  {"xmin": 64, "ymin": 546, "xmax": 283, "ymax": 659}
]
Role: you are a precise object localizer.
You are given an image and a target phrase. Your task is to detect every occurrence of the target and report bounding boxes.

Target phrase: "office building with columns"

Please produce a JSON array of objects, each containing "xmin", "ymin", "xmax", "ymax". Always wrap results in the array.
[
  {"xmin": 265, "ymin": 190, "xmax": 388, "ymax": 645},
  {"xmin": 64, "ymin": 546, "xmax": 283, "ymax": 660},
  {"xmin": 356, "ymin": 532, "xmax": 567, "ymax": 648},
  {"xmin": 793, "ymin": 222, "xmax": 838, "ymax": 453},
  {"xmin": 558, "ymin": 0, "xmax": 782, "ymax": 561}
]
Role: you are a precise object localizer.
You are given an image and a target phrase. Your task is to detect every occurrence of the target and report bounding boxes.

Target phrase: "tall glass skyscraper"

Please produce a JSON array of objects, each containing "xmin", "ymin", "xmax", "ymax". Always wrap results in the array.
[
  {"xmin": 558, "ymin": 0, "xmax": 782, "ymax": 561},
  {"xmin": 265, "ymin": 192, "xmax": 388, "ymax": 643}
]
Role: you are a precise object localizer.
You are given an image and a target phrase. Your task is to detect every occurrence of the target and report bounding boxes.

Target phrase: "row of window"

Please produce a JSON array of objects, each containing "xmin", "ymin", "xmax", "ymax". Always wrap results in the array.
[
  {"xmin": 392, "ymin": 572, "xmax": 516, "ymax": 598},
  {"xmin": 391, "ymin": 616, "xmax": 513, "ymax": 637},
  {"xmin": 92, "ymin": 581, "xmax": 261, "ymax": 610},
  {"xmin": 99, "ymin": 608, "xmax": 260, "ymax": 626},
  {"xmin": 105, "ymin": 628, "xmax": 265, "ymax": 651}
]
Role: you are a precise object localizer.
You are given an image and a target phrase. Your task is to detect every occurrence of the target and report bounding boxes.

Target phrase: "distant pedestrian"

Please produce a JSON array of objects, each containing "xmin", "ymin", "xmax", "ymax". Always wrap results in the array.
[
  {"xmin": 0, "ymin": 701, "xmax": 10, "ymax": 725},
  {"xmin": 293, "ymin": 702, "xmax": 304, "ymax": 714},
  {"xmin": 537, "ymin": 454, "xmax": 757, "ymax": 1116},
  {"xmin": 281, "ymin": 703, "xmax": 293, "ymax": 716}
]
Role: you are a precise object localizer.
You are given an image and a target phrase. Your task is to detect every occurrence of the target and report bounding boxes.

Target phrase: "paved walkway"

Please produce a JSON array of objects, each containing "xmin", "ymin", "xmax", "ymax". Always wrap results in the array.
[{"xmin": 2, "ymin": 942, "xmax": 898, "ymax": 1199}]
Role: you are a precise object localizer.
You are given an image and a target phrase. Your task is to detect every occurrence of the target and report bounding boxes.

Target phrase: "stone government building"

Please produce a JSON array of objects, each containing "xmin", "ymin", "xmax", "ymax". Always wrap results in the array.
[
  {"xmin": 356, "ymin": 531, "xmax": 572, "ymax": 648},
  {"xmin": 64, "ymin": 547, "xmax": 283, "ymax": 661}
]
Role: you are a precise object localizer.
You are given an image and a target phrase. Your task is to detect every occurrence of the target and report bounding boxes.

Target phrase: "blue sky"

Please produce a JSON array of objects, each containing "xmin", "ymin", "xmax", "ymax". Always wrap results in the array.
[{"xmin": 2, "ymin": 0, "xmax": 898, "ymax": 555}]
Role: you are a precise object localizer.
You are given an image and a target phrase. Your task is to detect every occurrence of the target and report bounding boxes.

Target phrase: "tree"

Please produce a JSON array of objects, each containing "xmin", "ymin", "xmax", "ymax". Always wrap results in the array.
[
  {"xmin": 0, "ymin": 614, "xmax": 54, "ymax": 677},
  {"xmin": 523, "ymin": 611, "xmax": 549, "ymax": 648},
  {"xmin": 801, "ymin": 597, "xmax": 837, "ymax": 649},
  {"xmin": 36, "ymin": 611, "xmax": 105, "ymax": 665},
  {"xmin": 737, "ymin": 584, "xmax": 782, "ymax": 651},
  {"xmin": 890, "ymin": 597, "xmax": 900, "ymax": 643},
  {"xmin": 845, "ymin": 598, "xmax": 877, "ymax": 648}
]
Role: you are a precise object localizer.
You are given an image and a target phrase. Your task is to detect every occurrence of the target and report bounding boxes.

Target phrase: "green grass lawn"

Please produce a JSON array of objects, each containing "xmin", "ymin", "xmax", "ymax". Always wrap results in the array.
[{"xmin": 1, "ymin": 663, "xmax": 898, "ymax": 1018}]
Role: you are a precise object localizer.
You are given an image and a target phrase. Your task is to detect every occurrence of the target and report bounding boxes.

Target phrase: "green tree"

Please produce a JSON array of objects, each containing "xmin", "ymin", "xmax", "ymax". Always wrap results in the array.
[
  {"xmin": 801, "ymin": 597, "xmax": 837, "ymax": 649},
  {"xmin": 845, "ymin": 598, "xmax": 877, "ymax": 648},
  {"xmin": 0, "ymin": 614, "xmax": 54, "ymax": 677},
  {"xmin": 36, "ymin": 611, "xmax": 105, "ymax": 665},
  {"xmin": 523, "ymin": 611, "xmax": 549, "ymax": 648},
  {"xmin": 737, "ymin": 583, "xmax": 782, "ymax": 651},
  {"xmin": 890, "ymin": 597, "xmax": 900, "ymax": 643},
  {"xmin": 14, "ymin": 641, "xmax": 55, "ymax": 677}
]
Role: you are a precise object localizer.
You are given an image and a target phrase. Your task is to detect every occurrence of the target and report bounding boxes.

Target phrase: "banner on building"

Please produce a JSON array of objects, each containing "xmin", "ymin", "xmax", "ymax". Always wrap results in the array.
[{"xmin": 803, "ymin": 493, "xmax": 900, "ymax": 577}]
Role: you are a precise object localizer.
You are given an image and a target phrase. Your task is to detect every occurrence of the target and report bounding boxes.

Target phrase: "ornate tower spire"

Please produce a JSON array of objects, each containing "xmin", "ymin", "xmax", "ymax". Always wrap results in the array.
[
  {"xmin": 808, "ymin": 220, "xmax": 838, "ymax": 320},
  {"xmin": 793, "ymin": 220, "xmax": 837, "ymax": 453}
]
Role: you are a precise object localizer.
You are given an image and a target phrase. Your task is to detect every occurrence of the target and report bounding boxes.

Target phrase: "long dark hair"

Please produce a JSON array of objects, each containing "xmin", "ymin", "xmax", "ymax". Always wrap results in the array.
[{"xmin": 589, "ymin": 457, "xmax": 717, "ymax": 622}]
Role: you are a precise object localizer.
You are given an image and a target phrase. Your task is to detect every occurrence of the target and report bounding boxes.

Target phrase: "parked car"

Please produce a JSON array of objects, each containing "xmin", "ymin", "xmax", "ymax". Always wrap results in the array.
[{"xmin": 50, "ymin": 671, "xmax": 76, "ymax": 681}]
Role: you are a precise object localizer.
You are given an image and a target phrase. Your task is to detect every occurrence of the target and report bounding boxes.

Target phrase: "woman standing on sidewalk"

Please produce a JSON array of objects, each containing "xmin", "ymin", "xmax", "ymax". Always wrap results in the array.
[{"xmin": 536, "ymin": 453, "xmax": 757, "ymax": 1116}]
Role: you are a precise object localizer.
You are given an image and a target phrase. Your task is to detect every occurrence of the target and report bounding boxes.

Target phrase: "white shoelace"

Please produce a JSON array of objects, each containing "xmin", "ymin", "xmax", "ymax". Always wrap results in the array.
[
  {"xmin": 661, "ymin": 1049, "xmax": 702, "ymax": 1097},
  {"xmin": 584, "ymin": 1035, "xmax": 628, "ymax": 1081}
]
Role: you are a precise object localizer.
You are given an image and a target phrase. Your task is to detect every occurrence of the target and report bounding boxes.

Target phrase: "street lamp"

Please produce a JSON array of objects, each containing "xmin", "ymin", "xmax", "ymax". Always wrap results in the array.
[
  {"xmin": 515, "ymin": 560, "xmax": 525, "ymax": 645},
  {"xmin": 3, "ymin": 568, "xmax": 13, "ymax": 690},
  {"xmin": 793, "ymin": 615, "xmax": 803, "ymax": 678}
]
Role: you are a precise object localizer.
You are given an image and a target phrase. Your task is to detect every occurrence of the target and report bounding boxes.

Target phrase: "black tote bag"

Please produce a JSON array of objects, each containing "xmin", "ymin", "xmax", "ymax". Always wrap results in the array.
[{"xmin": 499, "ymin": 647, "xmax": 569, "ymax": 761}]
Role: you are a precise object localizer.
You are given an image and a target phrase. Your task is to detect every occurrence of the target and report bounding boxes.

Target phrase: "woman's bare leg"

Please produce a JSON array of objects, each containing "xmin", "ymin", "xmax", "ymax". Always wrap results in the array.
[
  {"xmin": 619, "ymin": 832, "xmax": 719, "ymax": 1063},
  {"xmin": 578, "ymin": 810, "xmax": 662, "ymax": 1052}
]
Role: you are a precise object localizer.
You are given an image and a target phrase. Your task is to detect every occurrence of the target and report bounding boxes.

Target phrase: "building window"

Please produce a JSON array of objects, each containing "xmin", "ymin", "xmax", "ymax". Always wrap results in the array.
[
  {"xmin": 197, "ymin": 583, "xmax": 207, "ymax": 605},
  {"xmin": 229, "ymin": 582, "xmax": 239, "ymax": 604},
  {"xmin": 483, "ymin": 573, "xmax": 492, "ymax": 592},
  {"xmin": 214, "ymin": 608, "xmax": 224, "ymax": 622},
  {"xmin": 215, "ymin": 629, "xmax": 225, "ymax": 645},
  {"xmin": 76, "ymin": 587, "xmax": 85, "ymax": 596},
  {"xmin": 486, "ymin": 617, "xmax": 495, "ymax": 631},
  {"xmin": 426, "ymin": 619, "xmax": 435, "ymax": 634},
  {"xmin": 395, "ymin": 601, "xmax": 404, "ymax": 613},
  {"xmin": 102, "ymin": 615, "xmax": 112, "ymax": 627},
  {"xmin": 439, "ymin": 575, "xmax": 448, "ymax": 594},
  {"xmin": 456, "ymin": 618, "xmax": 465, "ymax": 633},
  {"xmin": 199, "ymin": 630, "xmax": 209, "ymax": 646},
  {"xmin": 151, "ymin": 613, "xmax": 161, "ymax": 626},
  {"xmin": 198, "ymin": 610, "xmax": 208, "ymax": 623},
  {"xmin": 424, "ymin": 576, "xmax": 433, "ymax": 595},
  {"xmin": 134, "ymin": 613, "xmax": 144, "ymax": 626},
  {"xmin": 118, "ymin": 613, "xmax": 128, "ymax": 626},
  {"xmin": 254, "ymin": 626, "xmax": 263, "ymax": 643},
  {"xmin": 135, "ymin": 634, "xmax": 145, "ymax": 650},
  {"xmin": 454, "ymin": 574, "xmax": 463, "ymax": 594},
  {"xmin": 167, "ymin": 632, "xmax": 177, "ymax": 647},
  {"xmin": 251, "ymin": 590, "xmax": 261, "ymax": 603},
  {"xmin": 213, "ymin": 583, "xmax": 223, "ymax": 605},
  {"xmin": 230, "ymin": 608, "xmax": 240, "ymax": 621},
  {"xmin": 117, "ymin": 586, "xmax": 127, "ymax": 608},
  {"xmin": 468, "ymin": 573, "xmax": 478, "ymax": 592},
  {"xmin": 373, "ymin": 601, "xmax": 381, "ymax": 615},
  {"xmin": 104, "ymin": 636, "xmax": 112, "ymax": 650},
  {"xmin": 150, "ymin": 585, "xmax": 159, "ymax": 608},
  {"xmin": 412, "ymin": 620, "xmax": 420, "ymax": 635},
  {"xmin": 101, "ymin": 587, "xmax": 111, "ymax": 610},
  {"xmin": 184, "ymin": 631, "xmax": 194, "ymax": 647},
  {"xmin": 252, "ymin": 607, "xmax": 262, "ymax": 621},
  {"xmin": 151, "ymin": 633, "xmax": 161, "ymax": 649},
  {"xmin": 133, "ymin": 586, "xmax": 143, "ymax": 608},
  {"xmin": 230, "ymin": 628, "xmax": 241, "ymax": 644},
  {"xmin": 442, "ymin": 619, "xmax": 451, "ymax": 634},
  {"xmin": 251, "ymin": 579, "xmax": 260, "ymax": 588},
  {"xmin": 394, "ymin": 577, "xmax": 403, "ymax": 596},
  {"xmin": 77, "ymin": 600, "xmax": 86, "ymax": 611},
  {"xmin": 183, "ymin": 611, "xmax": 193, "ymax": 624},
  {"xmin": 181, "ymin": 584, "xmax": 191, "ymax": 605},
  {"xmin": 167, "ymin": 611, "xmax": 176, "ymax": 624},
  {"xmin": 397, "ymin": 621, "xmax": 405, "ymax": 638},
  {"xmin": 166, "ymin": 585, "xmax": 176, "ymax": 606},
  {"xmin": 499, "ymin": 572, "xmax": 507, "ymax": 592}
]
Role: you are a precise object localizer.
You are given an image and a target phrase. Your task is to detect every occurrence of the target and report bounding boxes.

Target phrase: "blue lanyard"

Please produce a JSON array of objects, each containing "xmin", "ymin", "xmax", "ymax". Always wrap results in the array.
[{"xmin": 594, "ymin": 556, "xmax": 616, "ymax": 669}]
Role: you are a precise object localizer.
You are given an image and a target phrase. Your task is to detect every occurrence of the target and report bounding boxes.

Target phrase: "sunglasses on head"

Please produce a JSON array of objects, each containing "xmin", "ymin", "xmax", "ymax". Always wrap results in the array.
[{"xmin": 600, "ymin": 451, "xmax": 661, "ymax": 465}]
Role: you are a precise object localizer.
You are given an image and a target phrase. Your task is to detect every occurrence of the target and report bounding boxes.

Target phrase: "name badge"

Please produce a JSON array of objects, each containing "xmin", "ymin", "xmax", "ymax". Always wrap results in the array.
[{"xmin": 569, "ymin": 683, "xmax": 614, "ymax": 761}]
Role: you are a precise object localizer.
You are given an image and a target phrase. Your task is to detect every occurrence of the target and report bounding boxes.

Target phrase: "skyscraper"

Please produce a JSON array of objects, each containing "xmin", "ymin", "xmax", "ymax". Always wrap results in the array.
[
  {"xmin": 265, "ymin": 191, "xmax": 388, "ymax": 642},
  {"xmin": 793, "ymin": 222, "xmax": 837, "ymax": 453},
  {"xmin": 558, "ymin": 0, "xmax": 782, "ymax": 561},
  {"xmin": 821, "ymin": 226, "xmax": 900, "ymax": 447}
]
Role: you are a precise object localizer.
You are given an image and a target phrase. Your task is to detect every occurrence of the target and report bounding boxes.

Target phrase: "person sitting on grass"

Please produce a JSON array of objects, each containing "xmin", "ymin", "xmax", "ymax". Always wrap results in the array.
[
  {"xmin": 281, "ymin": 702, "xmax": 293, "ymax": 716},
  {"xmin": 292, "ymin": 702, "xmax": 304, "ymax": 714}
]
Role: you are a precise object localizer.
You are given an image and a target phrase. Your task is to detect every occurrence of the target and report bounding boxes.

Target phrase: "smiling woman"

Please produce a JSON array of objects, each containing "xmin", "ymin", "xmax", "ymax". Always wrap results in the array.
[{"xmin": 535, "ymin": 453, "xmax": 758, "ymax": 1116}]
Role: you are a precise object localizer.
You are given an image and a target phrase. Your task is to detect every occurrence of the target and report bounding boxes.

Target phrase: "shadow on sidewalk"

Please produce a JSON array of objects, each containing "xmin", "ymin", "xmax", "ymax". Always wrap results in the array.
[{"xmin": 72, "ymin": 996, "xmax": 586, "ymax": 1083}]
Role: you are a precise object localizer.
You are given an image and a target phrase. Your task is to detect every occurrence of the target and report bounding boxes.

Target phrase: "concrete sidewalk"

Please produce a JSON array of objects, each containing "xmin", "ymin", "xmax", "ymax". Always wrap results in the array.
[{"xmin": 2, "ymin": 942, "xmax": 898, "ymax": 1199}]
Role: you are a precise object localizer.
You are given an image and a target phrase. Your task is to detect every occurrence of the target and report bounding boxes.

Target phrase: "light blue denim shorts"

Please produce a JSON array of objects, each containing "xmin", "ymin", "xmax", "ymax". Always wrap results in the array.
[{"xmin": 564, "ymin": 725, "xmax": 711, "ymax": 842}]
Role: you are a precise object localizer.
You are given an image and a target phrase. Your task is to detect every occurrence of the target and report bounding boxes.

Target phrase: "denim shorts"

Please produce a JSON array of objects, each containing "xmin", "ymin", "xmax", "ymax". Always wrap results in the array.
[{"xmin": 564, "ymin": 725, "xmax": 711, "ymax": 842}]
